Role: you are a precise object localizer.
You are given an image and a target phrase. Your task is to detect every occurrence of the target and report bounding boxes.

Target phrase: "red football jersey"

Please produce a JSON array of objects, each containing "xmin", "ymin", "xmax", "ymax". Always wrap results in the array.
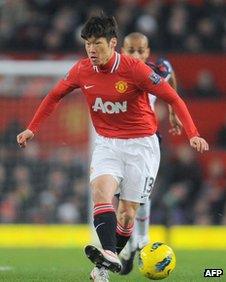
[{"xmin": 28, "ymin": 52, "xmax": 199, "ymax": 139}]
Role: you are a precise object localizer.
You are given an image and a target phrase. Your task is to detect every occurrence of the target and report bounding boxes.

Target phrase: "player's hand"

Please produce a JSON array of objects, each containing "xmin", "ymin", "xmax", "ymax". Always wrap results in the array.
[
  {"xmin": 189, "ymin": 136, "xmax": 209, "ymax": 153},
  {"xmin": 169, "ymin": 112, "xmax": 183, "ymax": 135},
  {"xmin": 17, "ymin": 129, "xmax": 34, "ymax": 148}
]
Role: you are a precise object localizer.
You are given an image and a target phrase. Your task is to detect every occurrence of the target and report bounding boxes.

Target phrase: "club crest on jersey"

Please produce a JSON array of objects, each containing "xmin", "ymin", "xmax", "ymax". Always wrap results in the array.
[
  {"xmin": 149, "ymin": 72, "xmax": 161, "ymax": 85},
  {"xmin": 115, "ymin": 81, "xmax": 128, "ymax": 93}
]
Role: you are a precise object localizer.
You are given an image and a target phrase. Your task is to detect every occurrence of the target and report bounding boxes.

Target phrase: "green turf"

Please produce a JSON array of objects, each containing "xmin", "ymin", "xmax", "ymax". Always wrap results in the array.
[{"xmin": 0, "ymin": 248, "xmax": 225, "ymax": 281}]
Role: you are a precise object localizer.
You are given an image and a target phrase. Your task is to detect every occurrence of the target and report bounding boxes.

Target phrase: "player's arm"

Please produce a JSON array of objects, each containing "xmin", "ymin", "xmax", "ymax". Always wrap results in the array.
[
  {"xmin": 167, "ymin": 71, "xmax": 183, "ymax": 135},
  {"xmin": 17, "ymin": 63, "xmax": 80, "ymax": 148},
  {"xmin": 134, "ymin": 61, "xmax": 209, "ymax": 153},
  {"xmin": 155, "ymin": 59, "xmax": 182, "ymax": 135}
]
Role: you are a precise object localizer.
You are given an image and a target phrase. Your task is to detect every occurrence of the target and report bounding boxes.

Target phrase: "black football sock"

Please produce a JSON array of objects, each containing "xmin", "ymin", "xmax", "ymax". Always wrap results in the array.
[
  {"xmin": 116, "ymin": 222, "xmax": 134, "ymax": 254},
  {"xmin": 93, "ymin": 203, "xmax": 117, "ymax": 253}
]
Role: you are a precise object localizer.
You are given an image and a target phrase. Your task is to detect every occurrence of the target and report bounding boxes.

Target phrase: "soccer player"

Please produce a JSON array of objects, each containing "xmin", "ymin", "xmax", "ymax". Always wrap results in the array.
[
  {"xmin": 17, "ymin": 15, "xmax": 209, "ymax": 282},
  {"xmin": 119, "ymin": 32, "xmax": 182, "ymax": 275}
]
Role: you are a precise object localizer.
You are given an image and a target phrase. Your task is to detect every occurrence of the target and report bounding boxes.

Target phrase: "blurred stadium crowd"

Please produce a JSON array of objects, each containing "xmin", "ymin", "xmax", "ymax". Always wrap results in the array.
[
  {"xmin": 0, "ymin": 0, "xmax": 226, "ymax": 53},
  {"xmin": 0, "ymin": 119, "xmax": 89, "ymax": 224},
  {"xmin": 0, "ymin": 0, "xmax": 226, "ymax": 226}
]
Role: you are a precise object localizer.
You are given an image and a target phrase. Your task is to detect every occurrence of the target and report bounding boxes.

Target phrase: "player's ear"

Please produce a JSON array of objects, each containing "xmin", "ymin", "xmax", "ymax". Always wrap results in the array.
[{"xmin": 110, "ymin": 38, "xmax": 117, "ymax": 48}]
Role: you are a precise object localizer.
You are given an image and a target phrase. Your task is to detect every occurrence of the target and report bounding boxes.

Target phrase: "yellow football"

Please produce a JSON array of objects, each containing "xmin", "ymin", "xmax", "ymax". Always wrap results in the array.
[{"xmin": 138, "ymin": 242, "xmax": 176, "ymax": 280}]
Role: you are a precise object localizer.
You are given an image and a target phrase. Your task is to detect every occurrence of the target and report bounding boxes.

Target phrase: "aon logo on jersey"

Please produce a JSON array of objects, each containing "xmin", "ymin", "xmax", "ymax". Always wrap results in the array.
[{"xmin": 92, "ymin": 97, "xmax": 127, "ymax": 114}]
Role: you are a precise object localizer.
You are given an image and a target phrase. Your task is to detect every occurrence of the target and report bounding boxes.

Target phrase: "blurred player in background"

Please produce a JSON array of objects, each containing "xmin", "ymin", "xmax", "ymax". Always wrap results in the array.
[
  {"xmin": 119, "ymin": 32, "xmax": 182, "ymax": 275},
  {"xmin": 17, "ymin": 15, "xmax": 209, "ymax": 282}
]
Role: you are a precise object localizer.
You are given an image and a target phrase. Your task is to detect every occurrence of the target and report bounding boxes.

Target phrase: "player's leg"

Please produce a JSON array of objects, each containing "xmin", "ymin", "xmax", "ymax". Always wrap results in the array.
[
  {"xmin": 122, "ymin": 200, "xmax": 151, "ymax": 254},
  {"xmin": 115, "ymin": 199, "xmax": 139, "ymax": 254},
  {"xmin": 92, "ymin": 175, "xmax": 119, "ymax": 253},
  {"xmin": 118, "ymin": 134, "xmax": 160, "ymax": 275},
  {"xmin": 120, "ymin": 217, "xmax": 139, "ymax": 261},
  {"xmin": 113, "ymin": 187, "xmax": 139, "ymax": 274},
  {"xmin": 136, "ymin": 199, "xmax": 151, "ymax": 249},
  {"xmin": 85, "ymin": 174, "xmax": 122, "ymax": 273},
  {"xmin": 85, "ymin": 139, "xmax": 124, "ymax": 274},
  {"xmin": 119, "ymin": 200, "xmax": 151, "ymax": 275},
  {"xmin": 116, "ymin": 200, "xmax": 139, "ymax": 275},
  {"xmin": 119, "ymin": 233, "xmax": 137, "ymax": 275}
]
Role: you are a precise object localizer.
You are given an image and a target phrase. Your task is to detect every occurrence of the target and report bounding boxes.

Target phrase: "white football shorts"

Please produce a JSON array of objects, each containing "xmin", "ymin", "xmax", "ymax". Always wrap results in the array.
[{"xmin": 90, "ymin": 134, "xmax": 160, "ymax": 203}]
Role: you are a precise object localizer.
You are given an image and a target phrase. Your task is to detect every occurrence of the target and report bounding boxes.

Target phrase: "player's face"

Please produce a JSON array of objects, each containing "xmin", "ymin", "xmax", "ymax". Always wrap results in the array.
[
  {"xmin": 85, "ymin": 37, "xmax": 116, "ymax": 66},
  {"xmin": 122, "ymin": 37, "xmax": 150, "ymax": 63}
]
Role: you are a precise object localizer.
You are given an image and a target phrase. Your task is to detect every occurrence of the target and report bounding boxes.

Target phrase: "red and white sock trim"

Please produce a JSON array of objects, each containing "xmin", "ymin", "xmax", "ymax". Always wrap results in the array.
[
  {"xmin": 116, "ymin": 222, "xmax": 134, "ymax": 237},
  {"xmin": 93, "ymin": 203, "xmax": 115, "ymax": 216}
]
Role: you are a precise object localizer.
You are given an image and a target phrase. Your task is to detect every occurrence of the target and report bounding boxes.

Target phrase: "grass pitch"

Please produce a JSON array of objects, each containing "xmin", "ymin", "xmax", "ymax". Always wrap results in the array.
[{"xmin": 0, "ymin": 248, "xmax": 225, "ymax": 281}]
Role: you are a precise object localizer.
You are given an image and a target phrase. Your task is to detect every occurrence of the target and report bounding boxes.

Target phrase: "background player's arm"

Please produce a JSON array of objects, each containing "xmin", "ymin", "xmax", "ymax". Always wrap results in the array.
[
  {"xmin": 154, "ymin": 59, "xmax": 182, "ymax": 135},
  {"xmin": 167, "ymin": 71, "xmax": 183, "ymax": 135},
  {"xmin": 160, "ymin": 83, "xmax": 208, "ymax": 152},
  {"xmin": 134, "ymin": 61, "xmax": 209, "ymax": 153}
]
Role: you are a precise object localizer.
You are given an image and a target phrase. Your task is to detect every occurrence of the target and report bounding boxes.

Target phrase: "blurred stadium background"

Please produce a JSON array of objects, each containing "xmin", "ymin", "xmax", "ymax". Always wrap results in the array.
[{"xmin": 0, "ymin": 0, "xmax": 226, "ymax": 280}]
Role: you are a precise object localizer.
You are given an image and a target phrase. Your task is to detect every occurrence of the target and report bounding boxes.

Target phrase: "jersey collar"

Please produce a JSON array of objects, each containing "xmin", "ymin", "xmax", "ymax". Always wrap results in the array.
[{"xmin": 93, "ymin": 52, "xmax": 121, "ymax": 73}]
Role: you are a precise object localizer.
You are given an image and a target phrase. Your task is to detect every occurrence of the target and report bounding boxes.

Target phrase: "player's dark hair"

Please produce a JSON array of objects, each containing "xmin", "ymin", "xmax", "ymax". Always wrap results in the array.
[{"xmin": 81, "ymin": 14, "xmax": 118, "ymax": 41}]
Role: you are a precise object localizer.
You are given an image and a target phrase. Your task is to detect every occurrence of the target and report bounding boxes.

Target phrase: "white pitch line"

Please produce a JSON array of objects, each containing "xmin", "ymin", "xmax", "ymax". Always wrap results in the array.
[{"xmin": 0, "ymin": 266, "xmax": 13, "ymax": 271}]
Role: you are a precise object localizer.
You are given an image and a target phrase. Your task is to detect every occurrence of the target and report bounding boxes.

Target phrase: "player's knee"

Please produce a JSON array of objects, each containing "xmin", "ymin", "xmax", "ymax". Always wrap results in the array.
[
  {"xmin": 91, "ymin": 175, "xmax": 118, "ymax": 204},
  {"xmin": 92, "ymin": 186, "xmax": 111, "ymax": 203}
]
